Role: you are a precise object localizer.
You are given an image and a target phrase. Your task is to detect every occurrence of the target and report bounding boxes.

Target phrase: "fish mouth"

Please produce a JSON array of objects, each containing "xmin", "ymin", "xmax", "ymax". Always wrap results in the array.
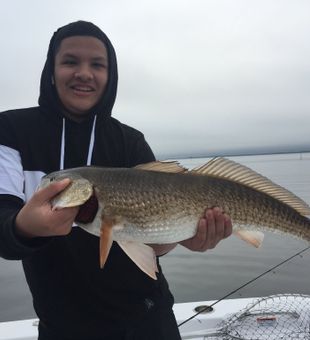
[{"xmin": 75, "ymin": 192, "xmax": 99, "ymax": 224}]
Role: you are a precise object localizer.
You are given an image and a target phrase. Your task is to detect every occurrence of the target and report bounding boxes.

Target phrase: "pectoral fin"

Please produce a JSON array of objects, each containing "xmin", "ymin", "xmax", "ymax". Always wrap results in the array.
[
  {"xmin": 118, "ymin": 241, "xmax": 159, "ymax": 280},
  {"xmin": 234, "ymin": 229, "xmax": 264, "ymax": 248},
  {"xmin": 99, "ymin": 218, "xmax": 114, "ymax": 269}
]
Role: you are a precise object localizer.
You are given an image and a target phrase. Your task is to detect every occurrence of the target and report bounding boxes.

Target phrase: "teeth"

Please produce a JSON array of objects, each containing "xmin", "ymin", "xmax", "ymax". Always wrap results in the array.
[{"xmin": 73, "ymin": 86, "xmax": 93, "ymax": 92}]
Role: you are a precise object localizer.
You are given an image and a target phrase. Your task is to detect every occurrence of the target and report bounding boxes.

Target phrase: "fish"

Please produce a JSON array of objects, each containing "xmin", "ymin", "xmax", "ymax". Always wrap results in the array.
[{"xmin": 39, "ymin": 157, "xmax": 310, "ymax": 279}]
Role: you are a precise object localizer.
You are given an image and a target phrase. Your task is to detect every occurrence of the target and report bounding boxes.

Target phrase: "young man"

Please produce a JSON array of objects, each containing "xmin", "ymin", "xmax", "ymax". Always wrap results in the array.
[{"xmin": 0, "ymin": 21, "xmax": 232, "ymax": 339}]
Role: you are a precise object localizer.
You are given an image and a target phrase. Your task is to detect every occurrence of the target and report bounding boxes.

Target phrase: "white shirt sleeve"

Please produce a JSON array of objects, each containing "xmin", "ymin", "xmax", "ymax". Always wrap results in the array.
[{"xmin": 0, "ymin": 144, "xmax": 25, "ymax": 201}]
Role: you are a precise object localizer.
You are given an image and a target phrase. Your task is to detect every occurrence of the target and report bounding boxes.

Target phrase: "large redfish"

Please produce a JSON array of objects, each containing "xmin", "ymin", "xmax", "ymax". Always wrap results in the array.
[{"xmin": 39, "ymin": 158, "xmax": 310, "ymax": 279}]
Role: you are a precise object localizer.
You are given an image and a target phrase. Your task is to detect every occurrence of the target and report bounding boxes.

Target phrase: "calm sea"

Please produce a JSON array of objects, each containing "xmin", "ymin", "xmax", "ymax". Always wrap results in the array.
[{"xmin": 0, "ymin": 152, "xmax": 309, "ymax": 322}]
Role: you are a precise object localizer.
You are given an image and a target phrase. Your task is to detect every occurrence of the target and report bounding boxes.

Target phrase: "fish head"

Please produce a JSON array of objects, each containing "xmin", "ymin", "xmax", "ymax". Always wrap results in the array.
[{"xmin": 39, "ymin": 171, "xmax": 93, "ymax": 210}]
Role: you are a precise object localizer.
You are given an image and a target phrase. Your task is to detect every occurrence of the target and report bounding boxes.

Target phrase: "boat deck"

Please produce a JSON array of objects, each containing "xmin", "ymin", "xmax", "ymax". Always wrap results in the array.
[{"xmin": 0, "ymin": 297, "xmax": 254, "ymax": 340}]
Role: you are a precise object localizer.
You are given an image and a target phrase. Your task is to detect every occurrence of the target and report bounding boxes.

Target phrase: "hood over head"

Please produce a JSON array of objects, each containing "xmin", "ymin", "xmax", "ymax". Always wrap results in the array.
[{"xmin": 39, "ymin": 20, "xmax": 118, "ymax": 122}]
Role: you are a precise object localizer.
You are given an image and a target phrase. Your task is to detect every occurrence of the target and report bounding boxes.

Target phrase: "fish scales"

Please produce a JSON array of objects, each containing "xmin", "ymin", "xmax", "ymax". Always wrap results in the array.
[
  {"xmin": 216, "ymin": 179, "xmax": 310, "ymax": 241},
  {"xmin": 39, "ymin": 158, "xmax": 310, "ymax": 279},
  {"xmin": 82, "ymin": 167, "xmax": 210, "ymax": 243},
  {"xmin": 53, "ymin": 165, "xmax": 310, "ymax": 243}
]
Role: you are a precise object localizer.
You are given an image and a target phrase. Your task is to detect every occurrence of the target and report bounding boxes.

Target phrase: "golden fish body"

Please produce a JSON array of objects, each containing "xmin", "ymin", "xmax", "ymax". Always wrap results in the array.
[{"xmin": 39, "ymin": 158, "xmax": 310, "ymax": 278}]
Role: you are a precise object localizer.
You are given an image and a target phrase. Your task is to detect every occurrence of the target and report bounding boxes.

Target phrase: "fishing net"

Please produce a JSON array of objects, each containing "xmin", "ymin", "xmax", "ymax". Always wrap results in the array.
[{"xmin": 184, "ymin": 294, "xmax": 310, "ymax": 339}]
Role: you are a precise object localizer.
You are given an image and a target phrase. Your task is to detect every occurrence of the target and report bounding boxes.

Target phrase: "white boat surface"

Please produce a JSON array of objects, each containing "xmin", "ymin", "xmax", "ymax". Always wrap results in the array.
[
  {"xmin": 1, "ymin": 294, "xmax": 309, "ymax": 340},
  {"xmin": 0, "ymin": 297, "xmax": 261, "ymax": 340}
]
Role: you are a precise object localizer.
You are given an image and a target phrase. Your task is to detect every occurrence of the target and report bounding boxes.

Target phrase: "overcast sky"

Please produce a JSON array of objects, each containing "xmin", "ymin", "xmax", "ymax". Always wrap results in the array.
[{"xmin": 1, "ymin": 0, "xmax": 309, "ymax": 158}]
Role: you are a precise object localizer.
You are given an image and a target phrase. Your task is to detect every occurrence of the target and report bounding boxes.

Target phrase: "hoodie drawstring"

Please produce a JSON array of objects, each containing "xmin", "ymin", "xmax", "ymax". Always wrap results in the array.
[
  {"xmin": 87, "ymin": 115, "xmax": 97, "ymax": 166},
  {"xmin": 60, "ymin": 115, "xmax": 97, "ymax": 170},
  {"xmin": 60, "ymin": 119, "xmax": 65, "ymax": 170}
]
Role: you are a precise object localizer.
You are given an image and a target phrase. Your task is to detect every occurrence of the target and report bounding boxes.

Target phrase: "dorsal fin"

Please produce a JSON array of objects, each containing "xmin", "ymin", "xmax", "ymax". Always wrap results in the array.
[
  {"xmin": 134, "ymin": 161, "xmax": 187, "ymax": 173},
  {"xmin": 191, "ymin": 157, "xmax": 310, "ymax": 216}
]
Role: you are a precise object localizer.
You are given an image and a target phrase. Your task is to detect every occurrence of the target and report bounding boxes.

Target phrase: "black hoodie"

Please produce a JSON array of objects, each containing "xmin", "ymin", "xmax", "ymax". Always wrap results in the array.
[{"xmin": 0, "ymin": 21, "xmax": 176, "ymax": 339}]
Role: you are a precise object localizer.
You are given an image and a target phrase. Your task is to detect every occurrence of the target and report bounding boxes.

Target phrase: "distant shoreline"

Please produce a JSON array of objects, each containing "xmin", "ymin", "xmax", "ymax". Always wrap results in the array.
[{"xmin": 158, "ymin": 148, "xmax": 310, "ymax": 161}]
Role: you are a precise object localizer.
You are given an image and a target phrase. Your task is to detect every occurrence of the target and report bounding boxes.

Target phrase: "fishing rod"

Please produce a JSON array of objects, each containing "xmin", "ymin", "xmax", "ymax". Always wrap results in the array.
[{"xmin": 177, "ymin": 245, "xmax": 310, "ymax": 327}]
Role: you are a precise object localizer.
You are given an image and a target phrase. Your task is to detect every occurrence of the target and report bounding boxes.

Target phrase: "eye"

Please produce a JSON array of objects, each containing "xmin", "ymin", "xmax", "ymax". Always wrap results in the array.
[
  {"xmin": 92, "ymin": 62, "xmax": 107, "ymax": 69},
  {"xmin": 63, "ymin": 60, "xmax": 77, "ymax": 66}
]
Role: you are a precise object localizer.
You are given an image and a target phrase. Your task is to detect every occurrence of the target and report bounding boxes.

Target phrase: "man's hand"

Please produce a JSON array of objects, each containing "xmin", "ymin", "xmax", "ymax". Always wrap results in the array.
[
  {"xmin": 180, "ymin": 207, "xmax": 232, "ymax": 251},
  {"xmin": 151, "ymin": 207, "xmax": 232, "ymax": 256},
  {"xmin": 15, "ymin": 179, "xmax": 79, "ymax": 238}
]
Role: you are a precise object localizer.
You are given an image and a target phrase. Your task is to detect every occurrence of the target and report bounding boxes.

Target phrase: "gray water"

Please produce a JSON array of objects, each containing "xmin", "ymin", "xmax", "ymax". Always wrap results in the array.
[{"xmin": 0, "ymin": 152, "xmax": 310, "ymax": 322}]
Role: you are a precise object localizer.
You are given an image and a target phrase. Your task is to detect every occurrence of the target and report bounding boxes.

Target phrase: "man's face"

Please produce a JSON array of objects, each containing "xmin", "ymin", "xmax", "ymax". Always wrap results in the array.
[{"xmin": 54, "ymin": 36, "xmax": 109, "ymax": 121}]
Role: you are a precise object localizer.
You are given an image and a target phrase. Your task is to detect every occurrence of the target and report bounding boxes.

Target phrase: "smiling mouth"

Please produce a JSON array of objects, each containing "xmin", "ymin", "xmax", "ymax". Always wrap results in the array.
[{"xmin": 71, "ymin": 85, "xmax": 95, "ymax": 93}]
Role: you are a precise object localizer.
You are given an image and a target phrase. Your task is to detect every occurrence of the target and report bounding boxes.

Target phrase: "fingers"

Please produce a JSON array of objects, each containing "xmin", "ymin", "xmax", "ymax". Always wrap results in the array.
[
  {"xmin": 50, "ymin": 206, "xmax": 79, "ymax": 236},
  {"xmin": 205, "ymin": 207, "xmax": 232, "ymax": 249},
  {"xmin": 15, "ymin": 178, "xmax": 78, "ymax": 238},
  {"xmin": 35, "ymin": 178, "xmax": 71, "ymax": 203},
  {"xmin": 223, "ymin": 212, "xmax": 233, "ymax": 238},
  {"xmin": 15, "ymin": 202, "xmax": 78, "ymax": 238},
  {"xmin": 180, "ymin": 206, "xmax": 233, "ymax": 252},
  {"xmin": 195, "ymin": 208, "xmax": 222, "ymax": 251},
  {"xmin": 205, "ymin": 207, "xmax": 223, "ymax": 249}
]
